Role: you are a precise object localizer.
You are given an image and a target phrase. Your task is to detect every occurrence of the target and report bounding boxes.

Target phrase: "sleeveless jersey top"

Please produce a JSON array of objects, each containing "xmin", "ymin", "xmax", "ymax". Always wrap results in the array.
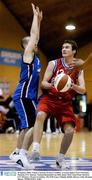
[
  {"xmin": 13, "ymin": 54, "xmax": 41, "ymax": 101},
  {"xmin": 45, "ymin": 58, "xmax": 80, "ymax": 101}
]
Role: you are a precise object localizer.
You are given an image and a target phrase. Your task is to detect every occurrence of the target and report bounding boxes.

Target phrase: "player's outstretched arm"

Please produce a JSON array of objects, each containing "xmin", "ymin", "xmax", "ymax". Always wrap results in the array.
[
  {"xmin": 68, "ymin": 58, "xmax": 84, "ymax": 70},
  {"xmin": 83, "ymin": 52, "xmax": 92, "ymax": 69},
  {"xmin": 23, "ymin": 4, "xmax": 43, "ymax": 64},
  {"xmin": 69, "ymin": 52, "xmax": 92, "ymax": 70}
]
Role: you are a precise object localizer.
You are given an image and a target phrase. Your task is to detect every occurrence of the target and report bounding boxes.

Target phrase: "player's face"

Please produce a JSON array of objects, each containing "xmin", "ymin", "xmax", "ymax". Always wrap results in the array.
[{"xmin": 62, "ymin": 43, "xmax": 74, "ymax": 58}]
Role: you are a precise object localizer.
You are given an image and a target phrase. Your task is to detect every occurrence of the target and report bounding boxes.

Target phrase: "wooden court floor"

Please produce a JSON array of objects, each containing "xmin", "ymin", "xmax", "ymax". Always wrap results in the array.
[{"xmin": 0, "ymin": 129, "xmax": 92, "ymax": 159}]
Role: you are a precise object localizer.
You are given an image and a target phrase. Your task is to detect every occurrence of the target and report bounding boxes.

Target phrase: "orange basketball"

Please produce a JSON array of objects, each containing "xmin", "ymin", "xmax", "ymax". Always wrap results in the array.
[{"xmin": 54, "ymin": 72, "xmax": 72, "ymax": 92}]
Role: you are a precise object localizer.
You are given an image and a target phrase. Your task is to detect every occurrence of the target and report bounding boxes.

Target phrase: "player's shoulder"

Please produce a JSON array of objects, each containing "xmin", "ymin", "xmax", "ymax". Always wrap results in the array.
[{"xmin": 48, "ymin": 59, "xmax": 57, "ymax": 66}]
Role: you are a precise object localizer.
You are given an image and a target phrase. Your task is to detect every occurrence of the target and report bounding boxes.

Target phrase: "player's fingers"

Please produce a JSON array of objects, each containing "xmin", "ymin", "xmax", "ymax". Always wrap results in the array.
[
  {"xmin": 68, "ymin": 63, "xmax": 75, "ymax": 68},
  {"xmin": 36, "ymin": 6, "xmax": 40, "ymax": 14},
  {"xmin": 31, "ymin": 3, "xmax": 35, "ymax": 12}
]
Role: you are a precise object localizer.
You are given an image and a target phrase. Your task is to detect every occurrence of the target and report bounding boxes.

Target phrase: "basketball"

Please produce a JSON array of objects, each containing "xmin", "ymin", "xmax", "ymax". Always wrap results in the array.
[{"xmin": 54, "ymin": 72, "xmax": 72, "ymax": 92}]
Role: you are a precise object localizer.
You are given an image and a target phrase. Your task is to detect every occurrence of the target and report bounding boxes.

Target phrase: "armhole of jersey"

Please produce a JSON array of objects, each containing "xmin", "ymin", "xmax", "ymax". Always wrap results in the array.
[
  {"xmin": 52, "ymin": 60, "xmax": 57, "ymax": 73},
  {"xmin": 23, "ymin": 53, "xmax": 35, "ymax": 65}
]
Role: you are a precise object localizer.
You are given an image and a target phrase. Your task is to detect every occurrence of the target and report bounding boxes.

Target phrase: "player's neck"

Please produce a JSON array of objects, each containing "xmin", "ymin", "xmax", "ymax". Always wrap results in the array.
[{"xmin": 64, "ymin": 56, "xmax": 74, "ymax": 65}]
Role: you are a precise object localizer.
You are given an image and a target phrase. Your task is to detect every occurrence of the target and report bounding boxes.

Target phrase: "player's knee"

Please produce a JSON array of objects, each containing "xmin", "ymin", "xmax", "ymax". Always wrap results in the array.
[
  {"xmin": 36, "ymin": 111, "xmax": 46, "ymax": 123},
  {"xmin": 65, "ymin": 126, "xmax": 74, "ymax": 135}
]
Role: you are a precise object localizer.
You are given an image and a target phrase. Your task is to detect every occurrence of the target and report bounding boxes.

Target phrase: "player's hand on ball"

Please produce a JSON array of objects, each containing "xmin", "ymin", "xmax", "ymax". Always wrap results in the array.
[{"xmin": 51, "ymin": 78, "xmax": 55, "ymax": 87}]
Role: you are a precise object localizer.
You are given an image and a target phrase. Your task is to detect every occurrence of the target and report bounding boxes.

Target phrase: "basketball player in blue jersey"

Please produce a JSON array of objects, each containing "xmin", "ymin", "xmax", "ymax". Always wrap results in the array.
[
  {"xmin": 14, "ymin": 40, "xmax": 86, "ymax": 169},
  {"xmin": 9, "ymin": 3, "xmax": 42, "ymax": 168}
]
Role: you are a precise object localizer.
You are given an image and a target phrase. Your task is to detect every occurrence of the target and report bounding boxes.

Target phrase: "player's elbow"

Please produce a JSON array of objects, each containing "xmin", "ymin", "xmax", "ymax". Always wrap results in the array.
[
  {"xmin": 83, "ymin": 89, "xmax": 86, "ymax": 94},
  {"xmin": 81, "ymin": 88, "xmax": 86, "ymax": 94}
]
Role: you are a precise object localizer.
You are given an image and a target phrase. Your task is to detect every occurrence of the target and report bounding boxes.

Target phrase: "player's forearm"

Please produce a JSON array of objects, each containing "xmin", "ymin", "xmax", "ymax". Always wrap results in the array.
[
  {"xmin": 30, "ymin": 15, "xmax": 39, "ymax": 43},
  {"xmin": 41, "ymin": 80, "xmax": 53, "ymax": 89},
  {"xmin": 37, "ymin": 19, "xmax": 41, "ymax": 42},
  {"xmin": 71, "ymin": 84, "xmax": 86, "ymax": 94}
]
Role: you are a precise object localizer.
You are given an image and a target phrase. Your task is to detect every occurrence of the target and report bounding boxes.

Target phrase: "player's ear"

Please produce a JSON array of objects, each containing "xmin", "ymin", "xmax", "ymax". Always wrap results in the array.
[{"xmin": 73, "ymin": 50, "xmax": 76, "ymax": 56}]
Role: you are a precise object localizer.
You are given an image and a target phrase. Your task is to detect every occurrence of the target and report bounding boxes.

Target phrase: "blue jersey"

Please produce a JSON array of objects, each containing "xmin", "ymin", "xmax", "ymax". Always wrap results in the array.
[{"xmin": 13, "ymin": 55, "xmax": 41, "ymax": 101}]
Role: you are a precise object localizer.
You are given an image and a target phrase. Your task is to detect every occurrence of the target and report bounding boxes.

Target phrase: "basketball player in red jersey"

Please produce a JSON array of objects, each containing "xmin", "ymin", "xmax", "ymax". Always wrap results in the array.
[
  {"xmin": 18, "ymin": 40, "xmax": 86, "ymax": 169},
  {"xmin": 30, "ymin": 40, "xmax": 86, "ymax": 169}
]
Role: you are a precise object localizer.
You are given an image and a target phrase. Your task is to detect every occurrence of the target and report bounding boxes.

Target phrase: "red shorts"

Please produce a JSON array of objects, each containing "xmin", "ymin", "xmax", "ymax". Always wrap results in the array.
[{"xmin": 37, "ymin": 95, "xmax": 76, "ymax": 130}]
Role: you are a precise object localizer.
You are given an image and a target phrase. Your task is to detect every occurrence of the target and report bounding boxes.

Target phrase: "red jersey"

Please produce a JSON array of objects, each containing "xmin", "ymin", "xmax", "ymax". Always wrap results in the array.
[
  {"xmin": 38, "ymin": 58, "xmax": 80, "ymax": 130},
  {"xmin": 47, "ymin": 58, "xmax": 80, "ymax": 101}
]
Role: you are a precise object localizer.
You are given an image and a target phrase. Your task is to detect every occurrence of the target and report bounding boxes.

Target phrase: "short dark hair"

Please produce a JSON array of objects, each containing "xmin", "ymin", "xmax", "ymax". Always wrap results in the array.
[
  {"xmin": 21, "ymin": 36, "xmax": 30, "ymax": 49},
  {"xmin": 63, "ymin": 40, "xmax": 78, "ymax": 57}
]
